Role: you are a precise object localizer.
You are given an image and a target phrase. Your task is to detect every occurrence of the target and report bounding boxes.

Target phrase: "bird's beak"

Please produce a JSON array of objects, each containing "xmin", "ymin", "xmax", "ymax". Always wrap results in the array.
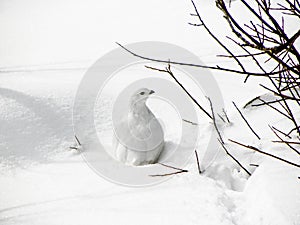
[{"xmin": 149, "ymin": 90, "xmax": 155, "ymax": 95}]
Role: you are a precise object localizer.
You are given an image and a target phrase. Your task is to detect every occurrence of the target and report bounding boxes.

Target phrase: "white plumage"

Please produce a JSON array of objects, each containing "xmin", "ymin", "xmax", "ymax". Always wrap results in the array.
[{"xmin": 112, "ymin": 88, "xmax": 164, "ymax": 166}]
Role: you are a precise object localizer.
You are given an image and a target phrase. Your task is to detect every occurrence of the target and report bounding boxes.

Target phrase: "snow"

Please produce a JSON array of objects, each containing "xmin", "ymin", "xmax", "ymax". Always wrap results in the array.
[
  {"xmin": 1, "ymin": 64, "xmax": 299, "ymax": 225},
  {"xmin": 235, "ymin": 159, "xmax": 300, "ymax": 225},
  {"xmin": 0, "ymin": 0, "xmax": 299, "ymax": 224}
]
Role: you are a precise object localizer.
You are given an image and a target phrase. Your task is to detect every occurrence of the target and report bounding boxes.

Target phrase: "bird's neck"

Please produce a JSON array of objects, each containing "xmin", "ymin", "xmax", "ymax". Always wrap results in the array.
[
  {"xmin": 130, "ymin": 102, "xmax": 151, "ymax": 119},
  {"xmin": 128, "ymin": 102, "xmax": 153, "ymax": 139}
]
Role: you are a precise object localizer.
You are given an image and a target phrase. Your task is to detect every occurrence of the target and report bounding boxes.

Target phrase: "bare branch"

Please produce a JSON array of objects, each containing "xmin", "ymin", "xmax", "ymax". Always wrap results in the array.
[
  {"xmin": 149, "ymin": 163, "xmax": 189, "ymax": 177},
  {"xmin": 195, "ymin": 150, "xmax": 202, "ymax": 174},
  {"xmin": 182, "ymin": 119, "xmax": 198, "ymax": 126},
  {"xmin": 232, "ymin": 101, "xmax": 261, "ymax": 140},
  {"xmin": 208, "ymin": 97, "xmax": 224, "ymax": 144},
  {"xmin": 75, "ymin": 135, "xmax": 81, "ymax": 146},
  {"xmin": 158, "ymin": 163, "xmax": 188, "ymax": 172},
  {"xmin": 149, "ymin": 170, "xmax": 188, "ymax": 177},
  {"xmin": 222, "ymin": 108, "xmax": 231, "ymax": 123},
  {"xmin": 190, "ymin": 0, "xmax": 247, "ymax": 73},
  {"xmin": 145, "ymin": 64, "xmax": 213, "ymax": 119},
  {"xmin": 257, "ymin": 98, "xmax": 292, "ymax": 120},
  {"xmin": 271, "ymin": 126, "xmax": 292, "ymax": 139},
  {"xmin": 115, "ymin": 42, "xmax": 292, "ymax": 77},
  {"xmin": 269, "ymin": 125, "xmax": 300, "ymax": 155},
  {"xmin": 229, "ymin": 139, "xmax": 300, "ymax": 168},
  {"xmin": 219, "ymin": 139, "xmax": 252, "ymax": 176}
]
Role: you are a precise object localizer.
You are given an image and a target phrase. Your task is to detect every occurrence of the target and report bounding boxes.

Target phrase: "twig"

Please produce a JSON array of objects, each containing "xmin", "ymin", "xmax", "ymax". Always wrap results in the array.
[
  {"xmin": 287, "ymin": 126, "xmax": 300, "ymax": 136},
  {"xmin": 188, "ymin": 22, "xmax": 203, "ymax": 26},
  {"xmin": 269, "ymin": 125, "xmax": 300, "ymax": 155},
  {"xmin": 149, "ymin": 170, "xmax": 188, "ymax": 177},
  {"xmin": 232, "ymin": 101, "xmax": 261, "ymax": 140},
  {"xmin": 145, "ymin": 64, "xmax": 213, "ymax": 119},
  {"xmin": 158, "ymin": 163, "xmax": 188, "ymax": 172},
  {"xmin": 75, "ymin": 135, "xmax": 81, "ymax": 146},
  {"xmin": 249, "ymin": 163, "xmax": 259, "ymax": 167},
  {"xmin": 229, "ymin": 139, "xmax": 300, "ymax": 168},
  {"xmin": 217, "ymin": 114, "xmax": 226, "ymax": 123},
  {"xmin": 217, "ymin": 0, "xmax": 300, "ymax": 74},
  {"xmin": 208, "ymin": 97, "xmax": 224, "ymax": 144},
  {"xmin": 190, "ymin": 0, "xmax": 247, "ymax": 73},
  {"xmin": 195, "ymin": 150, "xmax": 202, "ymax": 174},
  {"xmin": 217, "ymin": 52, "xmax": 265, "ymax": 58},
  {"xmin": 115, "ymin": 42, "xmax": 290, "ymax": 77},
  {"xmin": 260, "ymin": 84, "xmax": 300, "ymax": 101},
  {"xmin": 222, "ymin": 108, "xmax": 231, "ymax": 123},
  {"xmin": 265, "ymin": 78, "xmax": 300, "ymax": 136},
  {"xmin": 272, "ymin": 140, "xmax": 300, "ymax": 144},
  {"xmin": 257, "ymin": 98, "xmax": 292, "ymax": 120},
  {"xmin": 225, "ymin": 36, "xmax": 267, "ymax": 82},
  {"xmin": 272, "ymin": 126, "xmax": 292, "ymax": 139},
  {"xmin": 243, "ymin": 96, "xmax": 261, "ymax": 108},
  {"xmin": 182, "ymin": 119, "xmax": 198, "ymax": 126},
  {"xmin": 218, "ymin": 139, "xmax": 252, "ymax": 176},
  {"xmin": 69, "ymin": 135, "xmax": 82, "ymax": 151},
  {"xmin": 251, "ymin": 98, "xmax": 285, "ymax": 107},
  {"xmin": 149, "ymin": 163, "xmax": 188, "ymax": 177}
]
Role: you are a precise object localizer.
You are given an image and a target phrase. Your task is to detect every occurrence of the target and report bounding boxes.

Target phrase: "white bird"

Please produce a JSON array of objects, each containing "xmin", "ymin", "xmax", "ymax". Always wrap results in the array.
[{"xmin": 112, "ymin": 88, "xmax": 164, "ymax": 166}]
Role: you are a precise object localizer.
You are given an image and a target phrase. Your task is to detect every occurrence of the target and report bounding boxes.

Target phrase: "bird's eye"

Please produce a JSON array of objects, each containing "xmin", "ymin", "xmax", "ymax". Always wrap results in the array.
[{"xmin": 140, "ymin": 91, "xmax": 145, "ymax": 95}]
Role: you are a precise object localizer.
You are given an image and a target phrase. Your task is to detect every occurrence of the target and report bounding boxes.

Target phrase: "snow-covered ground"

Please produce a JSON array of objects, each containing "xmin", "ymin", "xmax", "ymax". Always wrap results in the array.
[{"xmin": 0, "ymin": 0, "xmax": 299, "ymax": 225}]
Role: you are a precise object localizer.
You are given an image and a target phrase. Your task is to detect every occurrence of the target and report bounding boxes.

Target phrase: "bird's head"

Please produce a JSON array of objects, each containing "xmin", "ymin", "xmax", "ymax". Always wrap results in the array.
[{"xmin": 130, "ymin": 88, "xmax": 155, "ymax": 109}]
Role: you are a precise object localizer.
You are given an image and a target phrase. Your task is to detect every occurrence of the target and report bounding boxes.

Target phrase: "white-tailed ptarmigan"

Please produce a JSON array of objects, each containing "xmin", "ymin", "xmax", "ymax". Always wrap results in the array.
[{"xmin": 112, "ymin": 88, "xmax": 164, "ymax": 166}]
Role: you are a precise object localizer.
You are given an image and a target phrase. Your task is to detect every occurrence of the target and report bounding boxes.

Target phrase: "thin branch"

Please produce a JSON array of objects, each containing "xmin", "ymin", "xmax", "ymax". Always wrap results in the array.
[
  {"xmin": 149, "ymin": 163, "xmax": 189, "ymax": 177},
  {"xmin": 75, "ymin": 135, "xmax": 81, "ymax": 146},
  {"xmin": 257, "ymin": 98, "xmax": 292, "ymax": 120},
  {"xmin": 69, "ymin": 135, "xmax": 82, "ymax": 151},
  {"xmin": 266, "ymin": 77, "xmax": 300, "ymax": 136},
  {"xmin": 251, "ymin": 98, "xmax": 285, "ymax": 107},
  {"xmin": 208, "ymin": 97, "xmax": 224, "ymax": 144},
  {"xmin": 272, "ymin": 126, "xmax": 292, "ymax": 139},
  {"xmin": 115, "ymin": 42, "xmax": 291, "ymax": 77},
  {"xmin": 145, "ymin": 64, "xmax": 213, "ymax": 119},
  {"xmin": 149, "ymin": 170, "xmax": 188, "ymax": 177},
  {"xmin": 232, "ymin": 101, "xmax": 261, "ymax": 140},
  {"xmin": 225, "ymin": 36, "xmax": 267, "ymax": 82},
  {"xmin": 287, "ymin": 126, "xmax": 300, "ymax": 136},
  {"xmin": 190, "ymin": 0, "xmax": 247, "ymax": 73},
  {"xmin": 216, "ymin": 0, "xmax": 300, "ymax": 74},
  {"xmin": 158, "ymin": 163, "xmax": 188, "ymax": 172},
  {"xmin": 222, "ymin": 108, "xmax": 231, "ymax": 123},
  {"xmin": 218, "ymin": 139, "xmax": 252, "ymax": 176},
  {"xmin": 217, "ymin": 114, "xmax": 226, "ymax": 123},
  {"xmin": 188, "ymin": 22, "xmax": 203, "ymax": 26},
  {"xmin": 229, "ymin": 139, "xmax": 300, "ymax": 168},
  {"xmin": 182, "ymin": 119, "xmax": 199, "ymax": 126},
  {"xmin": 217, "ymin": 52, "xmax": 265, "ymax": 58},
  {"xmin": 239, "ymin": 0, "xmax": 279, "ymax": 34},
  {"xmin": 272, "ymin": 140, "xmax": 300, "ymax": 144},
  {"xmin": 269, "ymin": 125, "xmax": 300, "ymax": 155},
  {"xmin": 195, "ymin": 150, "xmax": 202, "ymax": 174},
  {"xmin": 244, "ymin": 96, "xmax": 261, "ymax": 108}
]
